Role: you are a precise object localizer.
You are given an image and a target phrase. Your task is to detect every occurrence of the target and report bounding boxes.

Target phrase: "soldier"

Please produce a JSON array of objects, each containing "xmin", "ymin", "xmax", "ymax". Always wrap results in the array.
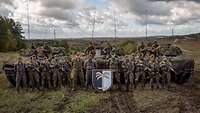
[
  {"xmin": 159, "ymin": 56, "xmax": 172, "ymax": 89},
  {"xmin": 62, "ymin": 59, "xmax": 71, "ymax": 87},
  {"xmin": 109, "ymin": 55, "xmax": 121, "ymax": 90},
  {"xmin": 30, "ymin": 43, "xmax": 37, "ymax": 56},
  {"xmin": 148, "ymin": 55, "xmax": 160, "ymax": 89},
  {"xmin": 134, "ymin": 56, "xmax": 146, "ymax": 88},
  {"xmin": 40, "ymin": 57, "xmax": 51, "ymax": 89},
  {"xmin": 84, "ymin": 54, "xmax": 97, "ymax": 89},
  {"xmin": 122, "ymin": 57, "xmax": 134, "ymax": 91},
  {"xmin": 27, "ymin": 56, "xmax": 40, "ymax": 90},
  {"xmin": 104, "ymin": 42, "xmax": 113, "ymax": 58},
  {"xmin": 43, "ymin": 43, "xmax": 52, "ymax": 58},
  {"xmin": 151, "ymin": 41, "xmax": 160, "ymax": 57},
  {"xmin": 136, "ymin": 41, "xmax": 145, "ymax": 55},
  {"xmin": 70, "ymin": 53, "xmax": 84, "ymax": 91},
  {"xmin": 51, "ymin": 57, "xmax": 62, "ymax": 89},
  {"xmin": 15, "ymin": 58, "xmax": 27, "ymax": 92},
  {"xmin": 84, "ymin": 42, "xmax": 95, "ymax": 56},
  {"xmin": 36, "ymin": 46, "xmax": 45, "ymax": 58}
]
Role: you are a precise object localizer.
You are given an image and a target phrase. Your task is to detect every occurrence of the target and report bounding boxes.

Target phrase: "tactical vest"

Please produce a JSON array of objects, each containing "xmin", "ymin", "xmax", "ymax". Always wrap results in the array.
[
  {"xmin": 149, "ymin": 63, "xmax": 158, "ymax": 75},
  {"xmin": 72, "ymin": 58, "xmax": 83, "ymax": 69},
  {"xmin": 135, "ymin": 60, "xmax": 145, "ymax": 72}
]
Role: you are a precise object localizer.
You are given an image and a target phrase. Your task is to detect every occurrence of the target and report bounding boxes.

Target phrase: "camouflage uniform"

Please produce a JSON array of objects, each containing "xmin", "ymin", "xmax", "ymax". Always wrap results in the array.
[
  {"xmin": 27, "ymin": 59, "xmax": 40, "ymax": 90},
  {"xmin": 70, "ymin": 55, "xmax": 84, "ymax": 90},
  {"xmin": 84, "ymin": 56, "xmax": 97, "ymax": 89},
  {"xmin": 15, "ymin": 59, "xmax": 27, "ymax": 91},
  {"xmin": 122, "ymin": 58, "xmax": 134, "ymax": 91},
  {"xmin": 134, "ymin": 58, "xmax": 146, "ymax": 88},
  {"xmin": 104, "ymin": 43, "xmax": 113, "ymax": 58},
  {"xmin": 159, "ymin": 56, "xmax": 172, "ymax": 89},
  {"xmin": 151, "ymin": 41, "xmax": 160, "ymax": 57},
  {"xmin": 109, "ymin": 56, "xmax": 121, "ymax": 90},
  {"xmin": 148, "ymin": 59, "xmax": 160, "ymax": 89},
  {"xmin": 40, "ymin": 58, "xmax": 51, "ymax": 89},
  {"xmin": 44, "ymin": 45, "xmax": 52, "ymax": 58},
  {"xmin": 136, "ymin": 41, "xmax": 145, "ymax": 55},
  {"xmin": 51, "ymin": 58, "xmax": 62, "ymax": 88}
]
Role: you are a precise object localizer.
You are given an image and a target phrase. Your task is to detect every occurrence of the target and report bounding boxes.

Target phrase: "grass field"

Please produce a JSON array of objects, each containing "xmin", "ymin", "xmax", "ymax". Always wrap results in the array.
[{"xmin": 0, "ymin": 39, "xmax": 200, "ymax": 113}]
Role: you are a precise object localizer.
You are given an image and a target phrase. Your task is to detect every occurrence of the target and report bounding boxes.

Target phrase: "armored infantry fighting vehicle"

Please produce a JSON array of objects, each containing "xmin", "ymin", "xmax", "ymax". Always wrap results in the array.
[
  {"xmin": 160, "ymin": 44, "xmax": 195, "ymax": 84},
  {"xmin": 3, "ymin": 44, "xmax": 68, "ymax": 86}
]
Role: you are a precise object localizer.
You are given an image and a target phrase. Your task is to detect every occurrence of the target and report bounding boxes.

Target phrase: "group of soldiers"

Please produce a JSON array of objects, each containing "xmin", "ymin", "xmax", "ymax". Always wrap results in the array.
[
  {"xmin": 121, "ymin": 42, "xmax": 173, "ymax": 91},
  {"xmin": 15, "ymin": 44, "xmax": 71, "ymax": 92},
  {"xmin": 15, "ymin": 41, "xmax": 174, "ymax": 92}
]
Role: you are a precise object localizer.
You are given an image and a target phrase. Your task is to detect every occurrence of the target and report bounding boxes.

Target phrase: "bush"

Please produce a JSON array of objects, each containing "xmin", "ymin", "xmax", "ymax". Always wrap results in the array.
[{"xmin": 118, "ymin": 40, "xmax": 137, "ymax": 55}]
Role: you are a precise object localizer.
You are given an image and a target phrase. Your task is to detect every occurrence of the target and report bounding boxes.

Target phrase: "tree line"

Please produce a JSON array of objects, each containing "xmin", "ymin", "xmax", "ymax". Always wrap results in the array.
[{"xmin": 0, "ymin": 16, "xmax": 26, "ymax": 52}]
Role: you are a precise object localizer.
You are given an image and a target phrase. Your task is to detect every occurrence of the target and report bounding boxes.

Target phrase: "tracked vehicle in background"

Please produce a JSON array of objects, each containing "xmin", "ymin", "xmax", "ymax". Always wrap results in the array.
[
  {"xmin": 2, "ymin": 42, "xmax": 194, "ymax": 86},
  {"xmin": 160, "ymin": 44, "xmax": 195, "ymax": 84},
  {"xmin": 2, "ymin": 43, "xmax": 69, "ymax": 86}
]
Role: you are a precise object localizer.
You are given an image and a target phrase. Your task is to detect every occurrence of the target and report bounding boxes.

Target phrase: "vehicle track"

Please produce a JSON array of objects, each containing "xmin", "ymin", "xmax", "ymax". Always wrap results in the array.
[{"xmin": 87, "ymin": 91, "xmax": 138, "ymax": 113}]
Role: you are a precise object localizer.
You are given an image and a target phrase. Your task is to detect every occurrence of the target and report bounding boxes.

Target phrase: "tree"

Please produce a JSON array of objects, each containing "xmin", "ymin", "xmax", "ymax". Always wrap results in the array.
[{"xmin": 0, "ymin": 16, "xmax": 25, "ymax": 51}]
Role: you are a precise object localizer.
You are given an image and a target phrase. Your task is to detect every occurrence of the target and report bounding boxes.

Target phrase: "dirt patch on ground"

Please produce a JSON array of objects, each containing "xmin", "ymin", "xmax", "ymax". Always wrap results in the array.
[
  {"xmin": 87, "ymin": 73, "xmax": 200, "ymax": 113},
  {"xmin": 53, "ymin": 90, "xmax": 76, "ymax": 113},
  {"xmin": 87, "ymin": 91, "xmax": 137, "ymax": 113}
]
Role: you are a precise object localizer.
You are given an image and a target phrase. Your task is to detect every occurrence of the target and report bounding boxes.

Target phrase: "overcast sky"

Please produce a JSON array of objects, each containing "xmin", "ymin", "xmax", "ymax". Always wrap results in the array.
[{"xmin": 0, "ymin": 0, "xmax": 200, "ymax": 39}]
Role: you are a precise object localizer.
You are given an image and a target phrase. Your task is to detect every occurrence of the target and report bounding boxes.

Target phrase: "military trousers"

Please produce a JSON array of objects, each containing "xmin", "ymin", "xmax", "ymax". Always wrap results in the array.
[
  {"xmin": 41, "ymin": 71, "xmax": 52, "ymax": 89},
  {"xmin": 70, "ymin": 69, "xmax": 84, "ymax": 89},
  {"xmin": 85, "ymin": 69, "xmax": 92, "ymax": 88},
  {"xmin": 29, "ymin": 71, "xmax": 40, "ymax": 89},
  {"xmin": 124, "ymin": 71, "xmax": 134, "ymax": 90},
  {"xmin": 53, "ymin": 70, "xmax": 62, "ymax": 88},
  {"xmin": 113, "ymin": 71, "xmax": 121, "ymax": 89},
  {"xmin": 161, "ymin": 71, "xmax": 171, "ymax": 88},
  {"xmin": 135, "ymin": 71, "xmax": 145, "ymax": 88},
  {"xmin": 149, "ymin": 74, "xmax": 160, "ymax": 89},
  {"xmin": 16, "ymin": 71, "xmax": 27, "ymax": 91}
]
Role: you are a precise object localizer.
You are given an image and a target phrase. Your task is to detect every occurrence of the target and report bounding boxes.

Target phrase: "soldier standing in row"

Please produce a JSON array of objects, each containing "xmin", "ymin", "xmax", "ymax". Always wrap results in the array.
[
  {"xmin": 122, "ymin": 57, "xmax": 135, "ymax": 91},
  {"xmin": 15, "ymin": 58, "xmax": 27, "ymax": 92},
  {"xmin": 70, "ymin": 53, "xmax": 84, "ymax": 91},
  {"xmin": 84, "ymin": 54, "xmax": 97, "ymax": 89},
  {"xmin": 51, "ymin": 57, "xmax": 62, "ymax": 89},
  {"xmin": 109, "ymin": 55, "xmax": 121, "ymax": 90},
  {"xmin": 159, "ymin": 56, "xmax": 172, "ymax": 89},
  {"xmin": 151, "ymin": 41, "xmax": 160, "ymax": 57},
  {"xmin": 40, "ymin": 57, "xmax": 51, "ymax": 89},
  {"xmin": 148, "ymin": 55, "xmax": 160, "ymax": 89},
  {"xmin": 27, "ymin": 56, "xmax": 40, "ymax": 90},
  {"xmin": 134, "ymin": 56, "xmax": 146, "ymax": 88},
  {"xmin": 62, "ymin": 59, "xmax": 71, "ymax": 87},
  {"xmin": 136, "ymin": 41, "xmax": 145, "ymax": 56}
]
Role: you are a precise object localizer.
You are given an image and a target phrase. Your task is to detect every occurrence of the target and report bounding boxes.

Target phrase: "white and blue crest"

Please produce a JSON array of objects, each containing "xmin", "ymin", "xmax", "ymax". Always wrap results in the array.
[{"xmin": 92, "ymin": 69, "xmax": 113, "ymax": 92}]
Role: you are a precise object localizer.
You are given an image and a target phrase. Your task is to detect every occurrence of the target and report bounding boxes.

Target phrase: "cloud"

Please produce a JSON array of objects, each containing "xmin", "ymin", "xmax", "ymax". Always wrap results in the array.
[
  {"xmin": 0, "ymin": 0, "xmax": 13, "ymax": 6},
  {"xmin": 110, "ymin": 0, "xmax": 200, "ymax": 25},
  {"xmin": 0, "ymin": 7, "xmax": 13, "ymax": 17},
  {"xmin": 150, "ymin": 0, "xmax": 200, "ymax": 3}
]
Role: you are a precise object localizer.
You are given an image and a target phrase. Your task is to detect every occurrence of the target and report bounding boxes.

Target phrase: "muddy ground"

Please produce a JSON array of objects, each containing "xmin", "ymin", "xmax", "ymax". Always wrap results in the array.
[{"xmin": 86, "ymin": 73, "xmax": 200, "ymax": 113}]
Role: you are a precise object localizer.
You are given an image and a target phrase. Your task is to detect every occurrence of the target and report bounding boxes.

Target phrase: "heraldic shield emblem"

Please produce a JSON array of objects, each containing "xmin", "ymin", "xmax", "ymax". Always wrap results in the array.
[{"xmin": 92, "ymin": 69, "xmax": 113, "ymax": 92}]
